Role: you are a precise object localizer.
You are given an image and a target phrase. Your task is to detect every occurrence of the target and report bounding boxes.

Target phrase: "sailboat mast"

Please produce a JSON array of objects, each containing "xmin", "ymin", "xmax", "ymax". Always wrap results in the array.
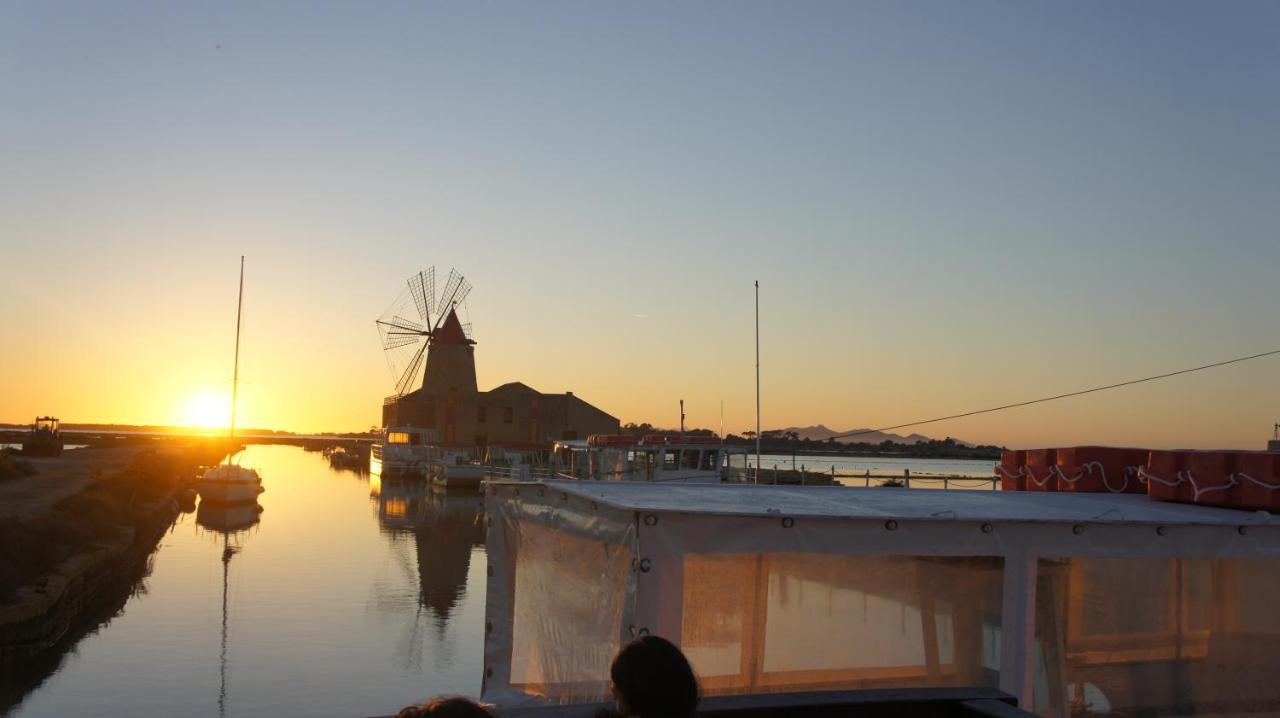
[{"xmin": 230, "ymin": 256, "xmax": 244, "ymax": 442}]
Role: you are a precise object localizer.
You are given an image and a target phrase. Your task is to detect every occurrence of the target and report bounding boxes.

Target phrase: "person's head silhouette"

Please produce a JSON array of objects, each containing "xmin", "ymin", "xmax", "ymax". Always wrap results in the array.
[{"xmin": 609, "ymin": 636, "xmax": 699, "ymax": 717}]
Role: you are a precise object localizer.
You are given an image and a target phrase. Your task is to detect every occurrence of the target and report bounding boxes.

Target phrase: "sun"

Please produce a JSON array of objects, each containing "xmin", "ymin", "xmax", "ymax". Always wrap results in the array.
[{"xmin": 176, "ymin": 392, "xmax": 231, "ymax": 430}]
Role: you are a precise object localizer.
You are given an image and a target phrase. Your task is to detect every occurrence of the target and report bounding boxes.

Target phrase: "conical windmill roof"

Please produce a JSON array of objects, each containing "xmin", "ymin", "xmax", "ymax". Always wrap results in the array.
[{"xmin": 434, "ymin": 308, "xmax": 474, "ymax": 345}]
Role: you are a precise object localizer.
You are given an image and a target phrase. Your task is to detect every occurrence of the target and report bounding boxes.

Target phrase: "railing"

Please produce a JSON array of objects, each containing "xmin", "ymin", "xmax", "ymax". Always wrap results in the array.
[
  {"xmin": 481, "ymin": 464, "xmax": 1000, "ymax": 490},
  {"xmin": 734, "ymin": 464, "xmax": 1000, "ymax": 490}
]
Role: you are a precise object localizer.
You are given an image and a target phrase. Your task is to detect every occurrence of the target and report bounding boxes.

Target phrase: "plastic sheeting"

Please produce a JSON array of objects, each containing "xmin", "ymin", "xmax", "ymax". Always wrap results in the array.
[
  {"xmin": 681, "ymin": 553, "xmax": 1003, "ymax": 695},
  {"xmin": 1032, "ymin": 558, "xmax": 1280, "ymax": 716},
  {"xmin": 484, "ymin": 488, "xmax": 636, "ymax": 706}
]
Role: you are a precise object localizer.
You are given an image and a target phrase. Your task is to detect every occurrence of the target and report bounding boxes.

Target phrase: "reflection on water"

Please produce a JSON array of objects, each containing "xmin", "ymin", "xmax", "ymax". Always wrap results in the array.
[
  {"xmin": 6, "ymin": 446, "xmax": 487, "ymax": 718},
  {"xmin": 368, "ymin": 476, "xmax": 486, "ymax": 673},
  {"xmin": 195, "ymin": 499, "xmax": 263, "ymax": 718}
]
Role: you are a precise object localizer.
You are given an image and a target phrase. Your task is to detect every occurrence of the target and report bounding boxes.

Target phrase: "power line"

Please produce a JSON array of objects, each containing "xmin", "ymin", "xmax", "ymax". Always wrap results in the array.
[{"xmin": 830, "ymin": 347, "xmax": 1280, "ymax": 441}]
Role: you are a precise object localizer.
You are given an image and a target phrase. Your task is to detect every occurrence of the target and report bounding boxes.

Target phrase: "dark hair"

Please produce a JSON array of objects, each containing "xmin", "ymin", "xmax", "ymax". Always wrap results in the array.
[
  {"xmin": 610, "ymin": 636, "xmax": 699, "ymax": 718},
  {"xmin": 396, "ymin": 697, "xmax": 494, "ymax": 718}
]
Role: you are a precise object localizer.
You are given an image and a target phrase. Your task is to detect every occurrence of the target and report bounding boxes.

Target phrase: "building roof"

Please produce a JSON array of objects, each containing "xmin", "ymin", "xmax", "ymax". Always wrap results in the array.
[
  {"xmin": 433, "ymin": 308, "xmax": 474, "ymax": 345},
  {"xmin": 515, "ymin": 480, "xmax": 1276, "ymax": 527},
  {"xmin": 488, "ymin": 381, "xmax": 539, "ymax": 395}
]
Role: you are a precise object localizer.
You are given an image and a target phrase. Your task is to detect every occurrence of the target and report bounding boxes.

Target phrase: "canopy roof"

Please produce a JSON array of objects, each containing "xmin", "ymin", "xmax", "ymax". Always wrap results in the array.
[{"xmin": 530, "ymin": 480, "xmax": 1272, "ymax": 527}]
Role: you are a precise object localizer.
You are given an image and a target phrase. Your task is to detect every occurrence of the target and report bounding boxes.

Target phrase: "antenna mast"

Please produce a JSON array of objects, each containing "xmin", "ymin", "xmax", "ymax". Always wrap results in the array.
[
  {"xmin": 230, "ymin": 256, "xmax": 244, "ymax": 442},
  {"xmin": 754, "ymin": 280, "xmax": 761, "ymax": 484}
]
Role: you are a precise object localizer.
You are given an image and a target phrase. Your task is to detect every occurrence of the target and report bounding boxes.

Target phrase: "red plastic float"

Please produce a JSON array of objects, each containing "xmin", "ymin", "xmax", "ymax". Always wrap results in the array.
[
  {"xmin": 996, "ymin": 450, "xmax": 1026, "ymax": 491},
  {"xmin": 1054, "ymin": 446, "xmax": 1148, "ymax": 494},
  {"xmin": 1024, "ymin": 448, "xmax": 1059, "ymax": 492}
]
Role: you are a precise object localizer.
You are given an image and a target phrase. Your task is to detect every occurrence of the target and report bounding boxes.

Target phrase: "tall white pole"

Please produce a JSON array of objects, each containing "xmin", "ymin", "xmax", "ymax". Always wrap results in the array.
[
  {"xmin": 755, "ymin": 280, "xmax": 761, "ymax": 484},
  {"xmin": 230, "ymin": 256, "xmax": 244, "ymax": 445}
]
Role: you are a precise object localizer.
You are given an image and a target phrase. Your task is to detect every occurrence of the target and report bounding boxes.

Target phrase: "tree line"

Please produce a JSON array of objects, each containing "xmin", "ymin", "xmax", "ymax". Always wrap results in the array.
[{"xmin": 619, "ymin": 423, "xmax": 1003, "ymax": 460}]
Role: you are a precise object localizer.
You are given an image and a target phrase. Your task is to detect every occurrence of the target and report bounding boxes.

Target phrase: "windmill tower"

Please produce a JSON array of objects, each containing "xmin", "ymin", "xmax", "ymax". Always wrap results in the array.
[{"xmin": 376, "ymin": 268, "xmax": 476, "ymax": 397}]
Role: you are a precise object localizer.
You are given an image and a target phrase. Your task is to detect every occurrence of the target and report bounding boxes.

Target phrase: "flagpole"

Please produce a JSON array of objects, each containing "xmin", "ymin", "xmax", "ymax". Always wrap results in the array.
[{"xmin": 754, "ymin": 280, "xmax": 761, "ymax": 484}]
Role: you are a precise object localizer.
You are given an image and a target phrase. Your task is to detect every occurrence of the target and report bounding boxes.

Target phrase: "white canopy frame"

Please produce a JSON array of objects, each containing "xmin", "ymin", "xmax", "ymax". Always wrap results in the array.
[{"xmin": 482, "ymin": 481, "xmax": 1280, "ymax": 711}]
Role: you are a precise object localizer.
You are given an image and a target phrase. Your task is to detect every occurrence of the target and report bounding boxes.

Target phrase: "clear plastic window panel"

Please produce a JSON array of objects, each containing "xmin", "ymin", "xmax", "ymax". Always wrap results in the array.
[
  {"xmin": 680, "ymin": 553, "xmax": 1003, "ymax": 695},
  {"xmin": 1033, "ymin": 558, "xmax": 1280, "ymax": 717},
  {"xmin": 509, "ymin": 520, "xmax": 632, "ymax": 702}
]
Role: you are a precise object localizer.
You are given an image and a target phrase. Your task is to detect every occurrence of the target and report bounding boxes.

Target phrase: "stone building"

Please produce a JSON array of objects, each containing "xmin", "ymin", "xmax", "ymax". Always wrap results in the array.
[{"xmin": 381, "ymin": 309, "xmax": 620, "ymax": 449}]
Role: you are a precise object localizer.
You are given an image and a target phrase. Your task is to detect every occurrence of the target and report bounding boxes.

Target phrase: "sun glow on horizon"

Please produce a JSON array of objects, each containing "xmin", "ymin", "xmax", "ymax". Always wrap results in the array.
[{"xmin": 174, "ymin": 391, "xmax": 231, "ymax": 430}]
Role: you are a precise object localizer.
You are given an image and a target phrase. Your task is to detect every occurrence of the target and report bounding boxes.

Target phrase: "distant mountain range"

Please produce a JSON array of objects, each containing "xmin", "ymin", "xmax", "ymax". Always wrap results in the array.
[{"xmin": 772, "ymin": 424, "xmax": 971, "ymax": 446}]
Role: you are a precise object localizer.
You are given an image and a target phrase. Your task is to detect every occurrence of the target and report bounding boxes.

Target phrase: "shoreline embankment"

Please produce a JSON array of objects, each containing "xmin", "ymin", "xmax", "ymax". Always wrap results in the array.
[{"xmin": 0, "ymin": 441, "xmax": 227, "ymax": 673}]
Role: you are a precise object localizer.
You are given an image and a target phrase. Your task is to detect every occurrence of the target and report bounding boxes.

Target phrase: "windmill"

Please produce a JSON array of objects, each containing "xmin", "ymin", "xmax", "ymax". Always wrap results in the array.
[{"xmin": 376, "ymin": 268, "xmax": 474, "ymax": 396}]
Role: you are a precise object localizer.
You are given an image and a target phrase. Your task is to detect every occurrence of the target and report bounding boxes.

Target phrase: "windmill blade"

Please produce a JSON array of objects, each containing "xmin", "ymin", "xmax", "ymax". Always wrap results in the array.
[
  {"xmin": 407, "ymin": 268, "xmax": 435, "ymax": 327},
  {"xmin": 395, "ymin": 342, "xmax": 428, "ymax": 396},
  {"xmin": 380, "ymin": 315, "xmax": 425, "ymax": 333},
  {"xmin": 432, "ymin": 269, "xmax": 471, "ymax": 332},
  {"xmin": 377, "ymin": 283, "xmax": 433, "ymax": 393}
]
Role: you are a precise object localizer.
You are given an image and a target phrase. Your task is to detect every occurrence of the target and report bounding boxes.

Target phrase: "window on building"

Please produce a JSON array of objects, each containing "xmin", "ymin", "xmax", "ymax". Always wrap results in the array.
[
  {"xmin": 700, "ymin": 450, "xmax": 718, "ymax": 471},
  {"xmin": 504, "ymin": 407, "xmax": 514, "ymax": 424},
  {"xmin": 477, "ymin": 406, "xmax": 487, "ymax": 423},
  {"xmin": 663, "ymin": 450, "xmax": 678, "ymax": 471},
  {"xmin": 682, "ymin": 449, "xmax": 700, "ymax": 469}
]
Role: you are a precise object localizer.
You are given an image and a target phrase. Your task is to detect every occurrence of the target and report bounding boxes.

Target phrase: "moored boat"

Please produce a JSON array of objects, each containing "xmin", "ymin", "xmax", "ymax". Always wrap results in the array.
[
  {"xmin": 195, "ymin": 256, "xmax": 264, "ymax": 505},
  {"xmin": 549, "ymin": 433, "xmax": 750, "ymax": 484},
  {"xmin": 196, "ymin": 464, "xmax": 264, "ymax": 504}
]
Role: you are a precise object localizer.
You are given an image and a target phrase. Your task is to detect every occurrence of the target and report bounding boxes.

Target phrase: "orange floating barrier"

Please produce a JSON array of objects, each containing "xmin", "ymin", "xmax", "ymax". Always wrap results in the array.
[
  {"xmin": 1025, "ymin": 448, "xmax": 1058, "ymax": 492},
  {"xmin": 1235, "ymin": 452, "xmax": 1280, "ymax": 511},
  {"xmin": 996, "ymin": 450, "xmax": 1026, "ymax": 491},
  {"xmin": 1184, "ymin": 451, "xmax": 1237, "ymax": 507},
  {"xmin": 1143, "ymin": 450, "xmax": 1190, "ymax": 503},
  {"xmin": 1054, "ymin": 446, "xmax": 1149, "ymax": 494}
]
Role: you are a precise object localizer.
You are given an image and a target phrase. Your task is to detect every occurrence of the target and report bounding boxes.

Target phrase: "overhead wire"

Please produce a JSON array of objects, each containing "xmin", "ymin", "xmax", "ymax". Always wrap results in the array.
[{"xmin": 829, "ymin": 347, "xmax": 1280, "ymax": 441}]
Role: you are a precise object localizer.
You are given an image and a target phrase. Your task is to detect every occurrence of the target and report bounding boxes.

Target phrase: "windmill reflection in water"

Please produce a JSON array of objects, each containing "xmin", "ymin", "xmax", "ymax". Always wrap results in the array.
[
  {"xmin": 369, "ymin": 475, "xmax": 485, "ymax": 670},
  {"xmin": 196, "ymin": 498, "xmax": 264, "ymax": 718}
]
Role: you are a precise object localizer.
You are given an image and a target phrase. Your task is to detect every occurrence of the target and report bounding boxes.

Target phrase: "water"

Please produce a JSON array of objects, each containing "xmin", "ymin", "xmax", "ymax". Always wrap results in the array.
[
  {"xmin": 5, "ymin": 446, "xmax": 999, "ymax": 717},
  {"xmin": 0, "ymin": 444, "xmax": 90, "ymax": 451},
  {"xmin": 735, "ymin": 453, "xmax": 997, "ymax": 479},
  {"xmin": 5, "ymin": 445, "xmax": 486, "ymax": 718}
]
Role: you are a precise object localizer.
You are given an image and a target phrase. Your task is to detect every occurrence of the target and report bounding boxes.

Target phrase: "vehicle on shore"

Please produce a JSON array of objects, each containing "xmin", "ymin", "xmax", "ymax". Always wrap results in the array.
[{"xmin": 20, "ymin": 416, "xmax": 62, "ymax": 457}]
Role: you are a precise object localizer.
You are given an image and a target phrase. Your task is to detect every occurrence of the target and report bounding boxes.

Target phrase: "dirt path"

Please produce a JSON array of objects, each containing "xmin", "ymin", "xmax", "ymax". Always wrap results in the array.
[{"xmin": 0, "ymin": 447, "xmax": 143, "ymax": 520}]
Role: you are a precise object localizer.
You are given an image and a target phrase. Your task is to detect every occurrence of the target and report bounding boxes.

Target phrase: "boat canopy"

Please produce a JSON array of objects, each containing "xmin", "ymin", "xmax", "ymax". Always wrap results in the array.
[{"xmin": 482, "ymin": 480, "xmax": 1280, "ymax": 715}]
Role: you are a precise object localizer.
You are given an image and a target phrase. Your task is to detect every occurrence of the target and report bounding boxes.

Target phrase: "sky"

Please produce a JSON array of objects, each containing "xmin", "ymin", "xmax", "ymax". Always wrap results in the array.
[{"xmin": 1, "ymin": 1, "xmax": 1277, "ymax": 449}]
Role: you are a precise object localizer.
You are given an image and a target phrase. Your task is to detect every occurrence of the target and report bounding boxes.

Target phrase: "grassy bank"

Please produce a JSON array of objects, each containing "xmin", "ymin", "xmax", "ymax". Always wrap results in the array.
[{"xmin": 0, "ymin": 439, "xmax": 229, "ymax": 604}]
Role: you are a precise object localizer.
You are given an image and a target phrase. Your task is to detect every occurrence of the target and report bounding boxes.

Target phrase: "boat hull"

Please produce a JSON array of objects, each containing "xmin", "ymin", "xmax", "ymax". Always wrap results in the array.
[
  {"xmin": 430, "ymin": 464, "xmax": 486, "ymax": 491},
  {"xmin": 196, "ymin": 479, "xmax": 263, "ymax": 504}
]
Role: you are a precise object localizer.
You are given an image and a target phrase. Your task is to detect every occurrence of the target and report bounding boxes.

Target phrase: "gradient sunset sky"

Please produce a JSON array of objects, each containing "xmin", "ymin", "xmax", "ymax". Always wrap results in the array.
[{"xmin": 2, "ymin": 2, "xmax": 1277, "ymax": 449}]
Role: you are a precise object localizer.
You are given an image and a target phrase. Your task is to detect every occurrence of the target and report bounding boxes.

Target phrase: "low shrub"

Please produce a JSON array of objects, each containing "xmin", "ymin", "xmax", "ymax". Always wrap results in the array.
[{"xmin": 0, "ymin": 449, "xmax": 37, "ymax": 482}]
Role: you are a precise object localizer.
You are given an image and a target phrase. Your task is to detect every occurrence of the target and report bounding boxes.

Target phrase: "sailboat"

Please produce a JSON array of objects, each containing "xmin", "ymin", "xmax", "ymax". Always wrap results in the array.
[{"xmin": 196, "ymin": 256, "xmax": 264, "ymax": 504}]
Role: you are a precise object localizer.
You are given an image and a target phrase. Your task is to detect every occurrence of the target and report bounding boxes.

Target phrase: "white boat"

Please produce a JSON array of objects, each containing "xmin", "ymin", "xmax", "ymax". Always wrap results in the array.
[
  {"xmin": 549, "ymin": 434, "xmax": 750, "ymax": 484},
  {"xmin": 370, "ymin": 426, "xmax": 441, "ymax": 478},
  {"xmin": 196, "ymin": 256, "xmax": 263, "ymax": 505},
  {"xmin": 197, "ymin": 464, "xmax": 264, "ymax": 504},
  {"xmin": 428, "ymin": 452, "xmax": 488, "ymax": 491}
]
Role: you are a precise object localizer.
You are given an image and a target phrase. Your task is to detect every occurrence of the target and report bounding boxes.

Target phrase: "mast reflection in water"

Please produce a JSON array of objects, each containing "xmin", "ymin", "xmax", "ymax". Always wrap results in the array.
[
  {"xmin": 5, "ymin": 446, "xmax": 488, "ymax": 718},
  {"xmin": 195, "ymin": 499, "xmax": 263, "ymax": 718}
]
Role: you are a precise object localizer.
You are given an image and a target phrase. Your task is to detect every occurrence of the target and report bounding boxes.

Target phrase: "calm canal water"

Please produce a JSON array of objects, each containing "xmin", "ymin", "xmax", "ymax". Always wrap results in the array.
[{"xmin": 7, "ymin": 445, "xmax": 486, "ymax": 718}]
